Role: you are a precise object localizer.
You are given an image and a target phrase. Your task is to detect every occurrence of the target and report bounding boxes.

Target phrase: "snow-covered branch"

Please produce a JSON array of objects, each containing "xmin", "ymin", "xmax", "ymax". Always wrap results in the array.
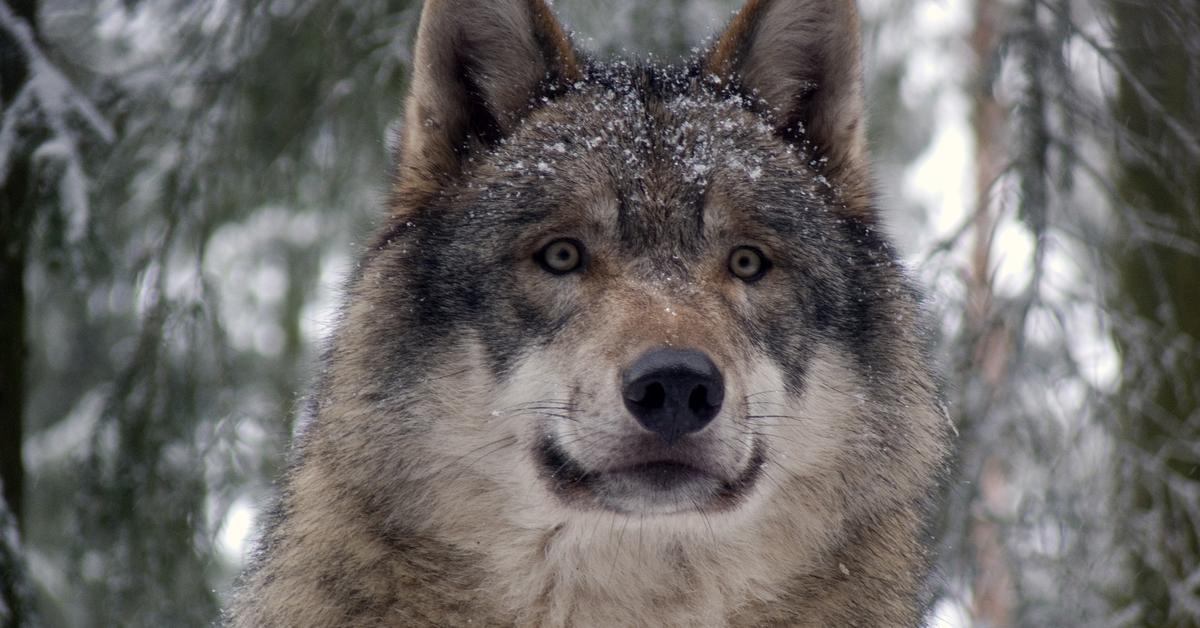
[{"xmin": 0, "ymin": 1, "xmax": 114, "ymax": 241}]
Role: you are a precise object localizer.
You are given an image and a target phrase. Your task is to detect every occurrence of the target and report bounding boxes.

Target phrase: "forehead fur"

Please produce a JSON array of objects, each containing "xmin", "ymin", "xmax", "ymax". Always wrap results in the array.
[
  {"xmin": 448, "ymin": 63, "xmax": 853, "ymax": 245},
  {"xmin": 393, "ymin": 0, "xmax": 873, "ymax": 219}
]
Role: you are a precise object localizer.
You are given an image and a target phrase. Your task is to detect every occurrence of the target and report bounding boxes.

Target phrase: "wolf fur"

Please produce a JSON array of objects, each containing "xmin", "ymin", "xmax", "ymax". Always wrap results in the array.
[{"xmin": 226, "ymin": 0, "xmax": 952, "ymax": 625}]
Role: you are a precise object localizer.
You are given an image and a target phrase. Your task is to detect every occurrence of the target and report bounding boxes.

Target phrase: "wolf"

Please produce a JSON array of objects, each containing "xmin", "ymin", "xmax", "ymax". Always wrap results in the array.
[{"xmin": 227, "ymin": 0, "xmax": 951, "ymax": 625}]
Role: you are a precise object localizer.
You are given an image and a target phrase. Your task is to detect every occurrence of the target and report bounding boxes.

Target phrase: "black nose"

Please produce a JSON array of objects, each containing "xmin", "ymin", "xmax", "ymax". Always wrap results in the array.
[{"xmin": 622, "ymin": 348, "xmax": 725, "ymax": 442}]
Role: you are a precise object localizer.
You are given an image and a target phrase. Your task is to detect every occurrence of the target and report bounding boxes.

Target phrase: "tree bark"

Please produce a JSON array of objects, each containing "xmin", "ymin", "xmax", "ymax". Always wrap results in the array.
[
  {"xmin": 965, "ymin": 0, "xmax": 1016, "ymax": 624},
  {"xmin": 1, "ymin": 1, "xmax": 38, "ymax": 625},
  {"xmin": 0, "ymin": 0, "xmax": 37, "ymax": 535}
]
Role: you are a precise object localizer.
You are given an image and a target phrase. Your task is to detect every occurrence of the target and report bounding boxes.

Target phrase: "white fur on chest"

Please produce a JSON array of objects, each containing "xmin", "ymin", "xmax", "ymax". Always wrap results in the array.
[
  {"xmin": 428, "ymin": 493, "xmax": 833, "ymax": 628},
  {"xmin": 491, "ymin": 517, "xmax": 753, "ymax": 627}
]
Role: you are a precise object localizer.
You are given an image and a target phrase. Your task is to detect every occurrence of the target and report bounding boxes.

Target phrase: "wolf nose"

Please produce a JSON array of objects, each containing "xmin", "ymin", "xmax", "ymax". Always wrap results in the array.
[{"xmin": 622, "ymin": 348, "xmax": 725, "ymax": 442}]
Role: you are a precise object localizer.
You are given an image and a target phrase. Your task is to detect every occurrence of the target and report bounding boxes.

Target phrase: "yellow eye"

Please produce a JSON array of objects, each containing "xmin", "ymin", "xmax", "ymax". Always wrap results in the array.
[
  {"xmin": 729, "ymin": 246, "xmax": 768, "ymax": 281},
  {"xmin": 537, "ymin": 238, "xmax": 584, "ymax": 274}
]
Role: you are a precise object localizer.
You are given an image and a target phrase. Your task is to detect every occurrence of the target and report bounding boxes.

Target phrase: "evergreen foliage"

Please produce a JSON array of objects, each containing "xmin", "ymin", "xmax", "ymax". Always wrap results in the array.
[{"xmin": 1, "ymin": 0, "xmax": 1196, "ymax": 625}]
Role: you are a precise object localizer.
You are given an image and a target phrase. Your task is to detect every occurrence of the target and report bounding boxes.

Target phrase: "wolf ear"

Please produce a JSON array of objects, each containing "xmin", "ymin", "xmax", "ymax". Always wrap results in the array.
[
  {"xmin": 393, "ymin": 0, "xmax": 581, "ymax": 211},
  {"xmin": 706, "ymin": 0, "xmax": 868, "ymax": 198}
]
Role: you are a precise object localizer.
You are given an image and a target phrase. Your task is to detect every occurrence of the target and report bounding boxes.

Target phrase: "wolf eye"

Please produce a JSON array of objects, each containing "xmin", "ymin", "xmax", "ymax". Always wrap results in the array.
[
  {"xmin": 537, "ymin": 238, "xmax": 584, "ymax": 274},
  {"xmin": 729, "ymin": 246, "xmax": 769, "ymax": 281}
]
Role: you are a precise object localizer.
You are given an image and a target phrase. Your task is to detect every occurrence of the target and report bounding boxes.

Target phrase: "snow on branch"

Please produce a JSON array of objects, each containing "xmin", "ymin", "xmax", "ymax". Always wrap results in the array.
[
  {"xmin": 1031, "ymin": 0, "xmax": 1200, "ymax": 161},
  {"xmin": 0, "ymin": 1, "xmax": 114, "ymax": 242},
  {"xmin": 0, "ymin": 479, "xmax": 37, "ymax": 626}
]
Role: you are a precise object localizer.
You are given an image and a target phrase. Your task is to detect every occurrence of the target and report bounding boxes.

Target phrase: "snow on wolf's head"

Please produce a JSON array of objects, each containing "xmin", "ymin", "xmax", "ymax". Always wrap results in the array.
[{"xmin": 321, "ymin": 0, "xmax": 947, "ymax": 542}]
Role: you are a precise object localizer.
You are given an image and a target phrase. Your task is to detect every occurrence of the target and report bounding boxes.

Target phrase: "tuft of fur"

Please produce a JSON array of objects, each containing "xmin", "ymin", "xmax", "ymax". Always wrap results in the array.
[{"xmin": 226, "ymin": 1, "xmax": 951, "ymax": 626}]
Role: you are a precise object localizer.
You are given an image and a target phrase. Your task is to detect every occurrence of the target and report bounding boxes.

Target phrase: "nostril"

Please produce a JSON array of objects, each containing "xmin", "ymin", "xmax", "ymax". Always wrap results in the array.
[
  {"xmin": 632, "ymin": 382, "xmax": 666, "ymax": 410},
  {"xmin": 688, "ymin": 385, "xmax": 712, "ymax": 416}
]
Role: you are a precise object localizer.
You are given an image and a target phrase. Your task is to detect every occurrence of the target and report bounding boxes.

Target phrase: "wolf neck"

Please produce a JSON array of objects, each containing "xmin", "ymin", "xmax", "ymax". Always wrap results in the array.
[
  {"xmin": 420, "ymin": 497, "xmax": 806, "ymax": 627},
  {"xmin": 461, "ymin": 519, "xmax": 743, "ymax": 625}
]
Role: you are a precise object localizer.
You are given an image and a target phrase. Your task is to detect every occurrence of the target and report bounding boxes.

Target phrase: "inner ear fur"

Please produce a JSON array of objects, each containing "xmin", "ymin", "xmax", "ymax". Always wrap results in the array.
[
  {"xmin": 706, "ymin": 0, "xmax": 871, "ymax": 214},
  {"xmin": 393, "ymin": 0, "xmax": 580, "ymax": 212}
]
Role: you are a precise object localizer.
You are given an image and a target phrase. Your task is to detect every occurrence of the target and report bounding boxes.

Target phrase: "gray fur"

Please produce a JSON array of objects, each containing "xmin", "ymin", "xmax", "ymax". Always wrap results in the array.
[{"xmin": 226, "ymin": 0, "xmax": 951, "ymax": 625}]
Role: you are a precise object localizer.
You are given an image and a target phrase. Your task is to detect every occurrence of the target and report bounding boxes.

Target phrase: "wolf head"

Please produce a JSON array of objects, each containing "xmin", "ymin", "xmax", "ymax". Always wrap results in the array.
[{"xmin": 311, "ymin": 0, "xmax": 946, "ymax": 553}]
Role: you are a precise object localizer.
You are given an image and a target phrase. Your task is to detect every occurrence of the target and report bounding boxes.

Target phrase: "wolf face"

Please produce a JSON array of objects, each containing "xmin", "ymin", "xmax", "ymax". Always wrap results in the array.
[
  {"xmin": 231, "ymin": 1, "xmax": 950, "ymax": 625},
  {"xmin": 385, "ymin": 85, "xmax": 879, "ymax": 520}
]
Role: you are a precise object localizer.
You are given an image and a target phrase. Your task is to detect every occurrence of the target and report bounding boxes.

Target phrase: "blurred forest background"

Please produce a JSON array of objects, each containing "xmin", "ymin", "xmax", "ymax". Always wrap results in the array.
[{"xmin": 1, "ymin": 0, "xmax": 1197, "ymax": 626}]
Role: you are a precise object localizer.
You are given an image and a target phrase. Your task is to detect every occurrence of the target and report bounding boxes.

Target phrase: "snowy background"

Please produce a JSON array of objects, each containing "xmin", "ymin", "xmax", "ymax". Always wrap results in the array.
[{"xmin": 1, "ymin": 0, "xmax": 1197, "ymax": 626}]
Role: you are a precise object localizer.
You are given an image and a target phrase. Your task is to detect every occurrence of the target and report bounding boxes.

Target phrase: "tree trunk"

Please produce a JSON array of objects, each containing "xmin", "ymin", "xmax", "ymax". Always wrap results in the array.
[
  {"xmin": 0, "ymin": 0, "xmax": 37, "ymax": 536},
  {"xmin": 965, "ymin": 0, "xmax": 1017, "ymax": 624},
  {"xmin": 1, "ymin": 1, "xmax": 38, "ymax": 625}
]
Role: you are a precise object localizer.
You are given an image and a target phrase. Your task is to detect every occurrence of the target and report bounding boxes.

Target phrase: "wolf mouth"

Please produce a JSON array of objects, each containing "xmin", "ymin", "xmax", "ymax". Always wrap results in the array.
[{"xmin": 534, "ymin": 432, "xmax": 766, "ymax": 514}]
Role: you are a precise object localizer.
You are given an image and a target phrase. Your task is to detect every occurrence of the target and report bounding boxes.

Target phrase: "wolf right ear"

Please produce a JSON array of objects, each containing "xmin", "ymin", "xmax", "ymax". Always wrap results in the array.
[
  {"xmin": 392, "ymin": 0, "xmax": 581, "ymax": 212},
  {"xmin": 705, "ymin": 0, "xmax": 870, "ymax": 211}
]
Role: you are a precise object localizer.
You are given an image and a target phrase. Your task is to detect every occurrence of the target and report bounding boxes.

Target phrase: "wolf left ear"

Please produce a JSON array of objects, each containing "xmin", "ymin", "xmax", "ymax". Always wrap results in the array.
[
  {"xmin": 706, "ymin": 0, "xmax": 869, "ymax": 206},
  {"xmin": 393, "ymin": 0, "xmax": 581, "ymax": 212}
]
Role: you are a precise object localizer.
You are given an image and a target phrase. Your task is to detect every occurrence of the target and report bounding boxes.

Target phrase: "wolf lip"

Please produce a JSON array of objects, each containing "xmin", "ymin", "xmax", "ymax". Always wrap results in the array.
[
  {"xmin": 608, "ymin": 460, "xmax": 711, "ymax": 491},
  {"xmin": 535, "ymin": 433, "xmax": 765, "ymax": 513}
]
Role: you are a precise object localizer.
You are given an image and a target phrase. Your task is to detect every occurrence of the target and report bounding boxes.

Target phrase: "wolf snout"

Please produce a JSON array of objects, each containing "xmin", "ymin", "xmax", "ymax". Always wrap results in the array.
[{"xmin": 622, "ymin": 348, "xmax": 725, "ymax": 442}]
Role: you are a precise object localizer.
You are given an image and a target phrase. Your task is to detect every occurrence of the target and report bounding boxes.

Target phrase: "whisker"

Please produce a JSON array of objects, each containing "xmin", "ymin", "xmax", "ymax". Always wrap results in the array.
[
  {"xmin": 637, "ymin": 512, "xmax": 646, "ymax": 562},
  {"xmin": 420, "ymin": 367, "xmax": 471, "ymax": 383},
  {"xmin": 614, "ymin": 511, "xmax": 631, "ymax": 568},
  {"xmin": 499, "ymin": 400, "xmax": 577, "ymax": 412},
  {"xmin": 545, "ymin": 430, "xmax": 612, "ymax": 480},
  {"xmin": 746, "ymin": 430, "xmax": 813, "ymax": 449},
  {"xmin": 710, "ymin": 432, "xmax": 755, "ymax": 479},
  {"xmin": 441, "ymin": 435, "xmax": 520, "ymax": 482},
  {"xmin": 812, "ymin": 380, "xmax": 870, "ymax": 402},
  {"xmin": 745, "ymin": 389, "xmax": 788, "ymax": 398},
  {"xmin": 764, "ymin": 457, "xmax": 812, "ymax": 486},
  {"xmin": 691, "ymin": 495, "xmax": 717, "ymax": 546},
  {"xmin": 506, "ymin": 410, "xmax": 576, "ymax": 423},
  {"xmin": 550, "ymin": 428, "xmax": 606, "ymax": 452},
  {"xmin": 745, "ymin": 399, "xmax": 789, "ymax": 408},
  {"xmin": 748, "ymin": 451, "xmax": 789, "ymax": 493}
]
